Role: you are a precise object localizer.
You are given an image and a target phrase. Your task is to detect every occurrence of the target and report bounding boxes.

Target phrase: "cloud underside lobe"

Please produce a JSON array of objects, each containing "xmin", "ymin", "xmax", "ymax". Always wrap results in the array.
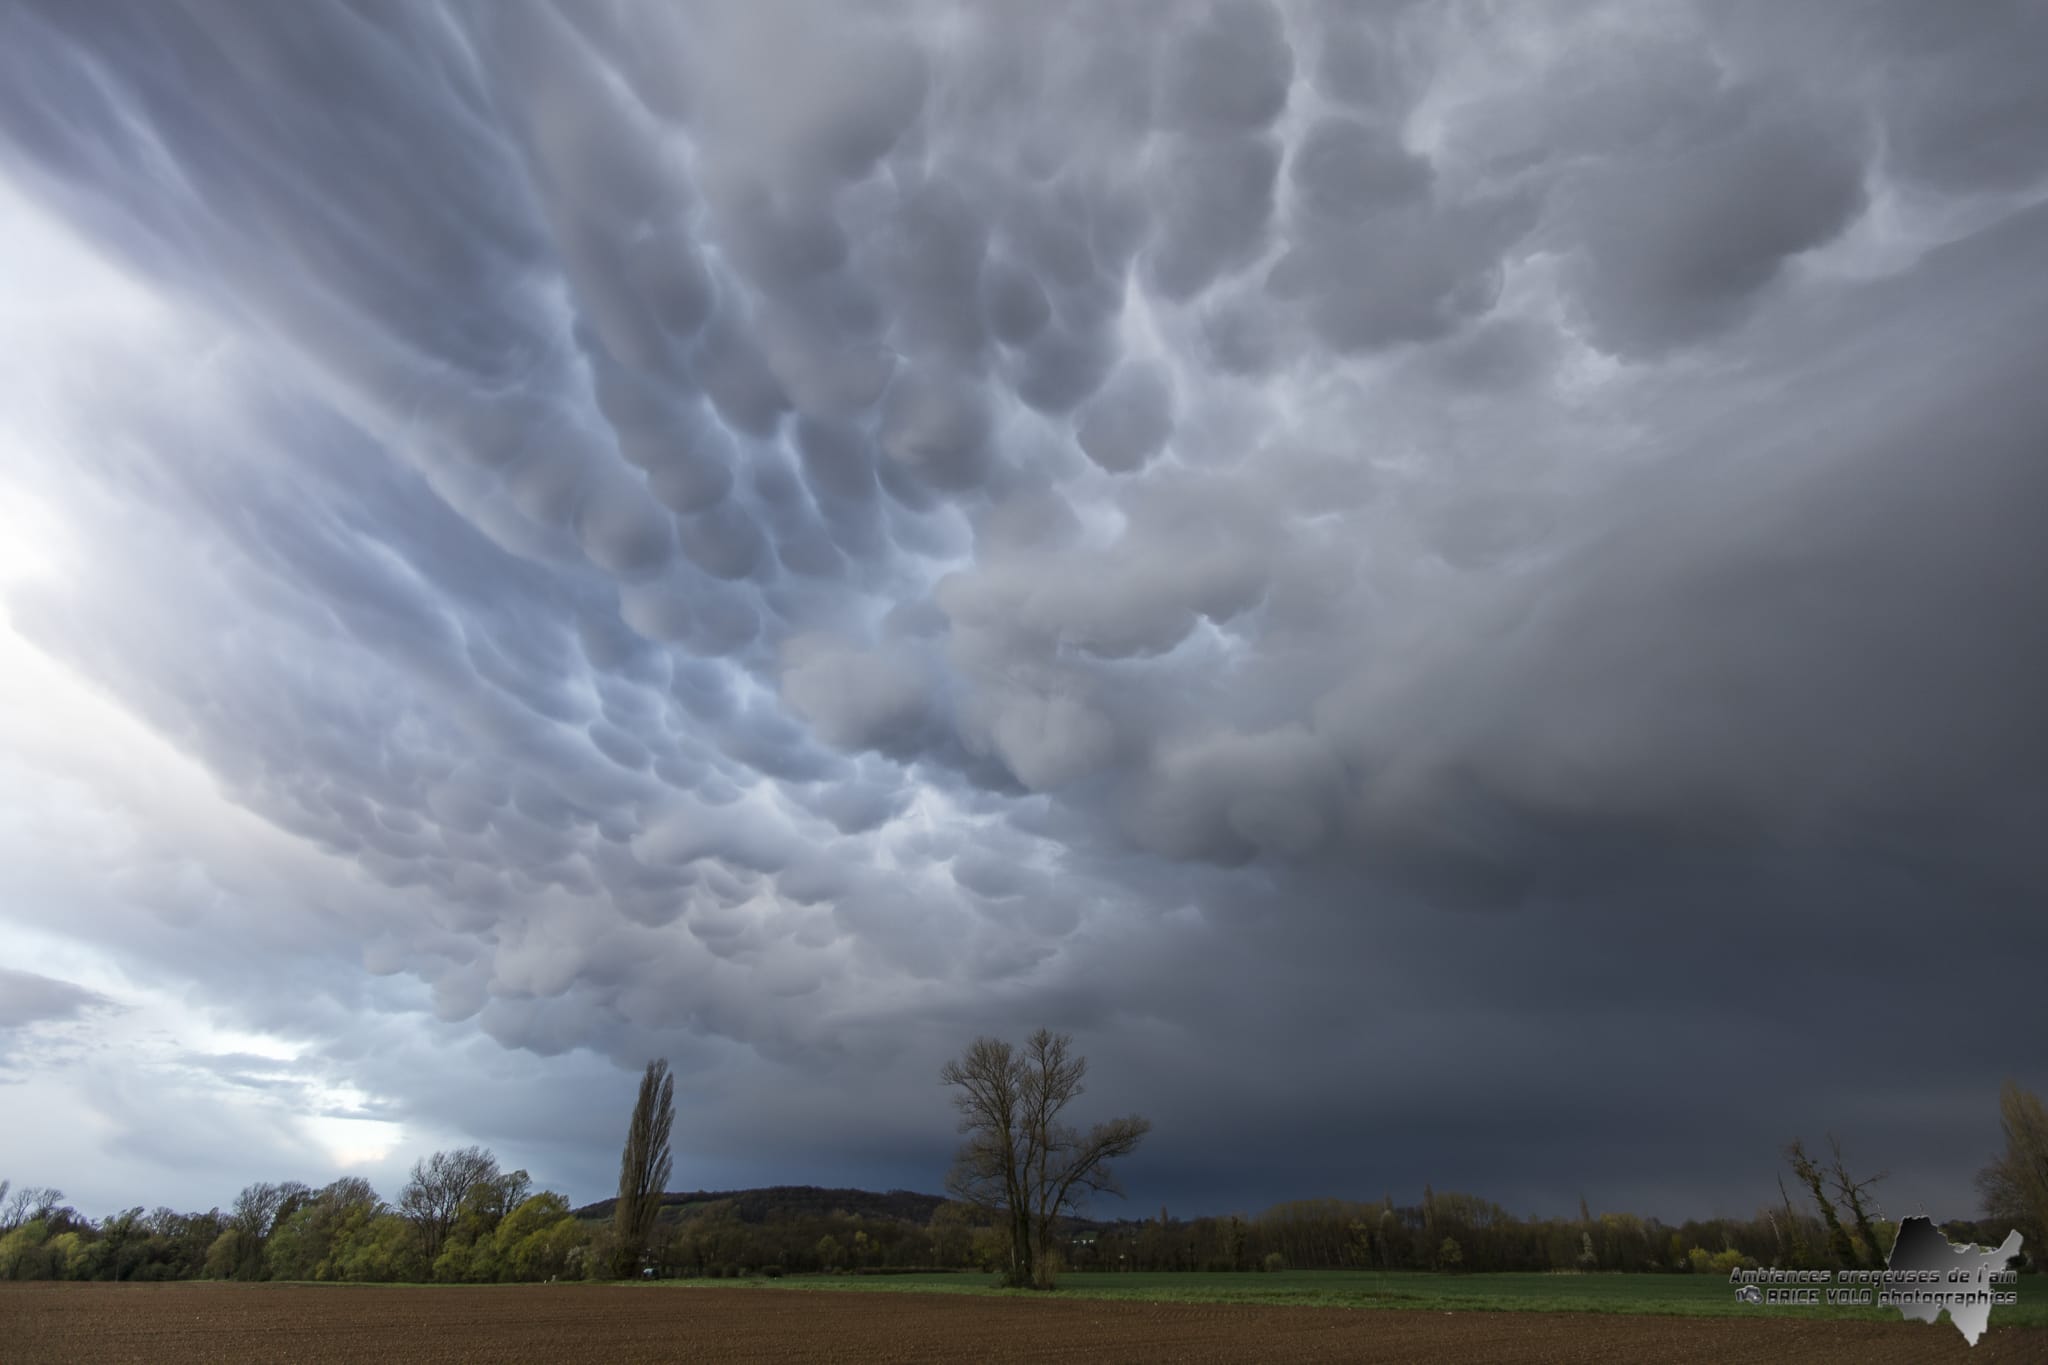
[
  {"xmin": 0, "ymin": 968, "xmax": 112, "ymax": 1031},
  {"xmin": 0, "ymin": 0, "xmax": 2045, "ymax": 1213}
]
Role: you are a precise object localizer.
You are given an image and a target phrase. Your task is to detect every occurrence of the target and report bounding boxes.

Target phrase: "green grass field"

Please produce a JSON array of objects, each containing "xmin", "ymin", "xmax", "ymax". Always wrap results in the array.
[{"xmin": 665, "ymin": 1268, "xmax": 2048, "ymax": 1327}]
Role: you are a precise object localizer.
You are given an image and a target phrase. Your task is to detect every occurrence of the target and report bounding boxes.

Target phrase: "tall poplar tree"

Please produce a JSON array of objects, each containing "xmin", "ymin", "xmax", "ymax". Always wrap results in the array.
[{"xmin": 614, "ymin": 1059, "xmax": 675, "ymax": 1277}]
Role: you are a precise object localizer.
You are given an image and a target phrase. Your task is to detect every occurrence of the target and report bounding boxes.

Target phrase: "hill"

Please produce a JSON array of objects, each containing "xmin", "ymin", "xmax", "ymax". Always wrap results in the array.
[{"xmin": 572, "ymin": 1185, "xmax": 950, "ymax": 1227}]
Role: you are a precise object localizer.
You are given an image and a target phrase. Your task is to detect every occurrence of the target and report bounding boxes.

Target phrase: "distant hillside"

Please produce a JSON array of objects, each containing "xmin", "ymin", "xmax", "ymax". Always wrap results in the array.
[{"xmin": 572, "ymin": 1185, "xmax": 950, "ymax": 1227}]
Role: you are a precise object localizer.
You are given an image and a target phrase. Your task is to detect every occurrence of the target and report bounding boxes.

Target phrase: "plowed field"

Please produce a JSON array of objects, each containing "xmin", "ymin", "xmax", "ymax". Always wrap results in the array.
[{"xmin": 3, "ymin": 1282, "xmax": 2041, "ymax": 1362}]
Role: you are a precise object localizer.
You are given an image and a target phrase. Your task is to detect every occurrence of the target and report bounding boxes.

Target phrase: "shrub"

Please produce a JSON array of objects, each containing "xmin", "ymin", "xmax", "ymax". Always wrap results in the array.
[{"xmin": 1262, "ymin": 1252, "xmax": 1286, "ymax": 1273}]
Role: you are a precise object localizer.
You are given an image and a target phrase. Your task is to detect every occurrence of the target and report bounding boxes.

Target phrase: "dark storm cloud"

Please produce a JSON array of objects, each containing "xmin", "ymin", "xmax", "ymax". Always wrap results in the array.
[{"xmin": 1, "ymin": 0, "xmax": 2043, "ymax": 1220}]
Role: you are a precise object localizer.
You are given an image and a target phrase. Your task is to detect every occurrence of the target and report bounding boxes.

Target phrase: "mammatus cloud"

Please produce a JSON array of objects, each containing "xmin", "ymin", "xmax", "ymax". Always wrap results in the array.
[{"xmin": 0, "ymin": 0, "xmax": 2043, "ymax": 1217}]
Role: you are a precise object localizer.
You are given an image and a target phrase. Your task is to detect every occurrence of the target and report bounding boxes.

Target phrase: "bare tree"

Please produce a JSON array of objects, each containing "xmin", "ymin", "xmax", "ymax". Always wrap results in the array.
[
  {"xmin": 1, "ymin": 1185, "xmax": 64, "ymax": 1233},
  {"xmin": 230, "ymin": 1182, "xmax": 281, "ymax": 1241},
  {"xmin": 942, "ymin": 1028, "xmax": 1150, "ymax": 1288},
  {"xmin": 1775, "ymin": 1174, "xmax": 1811, "ymax": 1265},
  {"xmin": 1825, "ymin": 1136, "xmax": 1889, "ymax": 1264},
  {"xmin": 613, "ymin": 1058, "xmax": 675, "ymax": 1277},
  {"xmin": 399, "ymin": 1146, "xmax": 500, "ymax": 1263},
  {"xmin": 1786, "ymin": 1138, "xmax": 1860, "ymax": 1267},
  {"xmin": 944, "ymin": 1037, "xmax": 1029, "ymax": 1281},
  {"xmin": 230, "ymin": 1180, "xmax": 312, "ymax": 1242},
  {"xmin": 483, "ymin": 1169, "xmax": 532, "ymax": 1225},
  {"xmin": 1977, "ymin": 1080, "xmax": 2048, "ymax": 1255},
  {"xmin": 319, "ymin": 1176, "xmax": 383, "ymax": 1217}
]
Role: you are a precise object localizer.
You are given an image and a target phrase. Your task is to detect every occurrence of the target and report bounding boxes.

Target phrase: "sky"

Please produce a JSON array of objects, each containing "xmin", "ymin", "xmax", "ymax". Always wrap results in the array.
[{"xmin": 1, "ymin": 0, "xmax": 2044, "ymax": 1228}]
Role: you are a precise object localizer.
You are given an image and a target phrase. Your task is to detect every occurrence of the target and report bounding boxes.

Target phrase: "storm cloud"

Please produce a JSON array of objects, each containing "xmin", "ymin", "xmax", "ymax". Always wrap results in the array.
[{"xmin": 0, "ymin": 0, "xmax": 2043, "ymax": 1222}]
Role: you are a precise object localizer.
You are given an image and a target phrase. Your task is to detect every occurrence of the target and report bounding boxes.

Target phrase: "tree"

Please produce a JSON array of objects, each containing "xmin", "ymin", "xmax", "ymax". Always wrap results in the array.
[
  {"xmin": 268, "ymin": 1178, "xmax": 385, "ymax": 1282},
  {"xmin": 1786, "ymin": 1139, "xmax": 1859, "ymax": 1267},
  {"xmin": 494, "ymin": 1192, "xmax": 581, "ymax": 1282},
  {"xmin": 1774, "ymin": 1174, "xmax": 1812, "ymax": 1266},
  {"xmin": 1977, "ymin": 1080, "xmax": 2048, "ymax": 1260},
  {"xmin": 399, "ymin": 1147, "xmax": 499, "ymax": 1265},
  {"xmin": 1823, "ymin": 1136, "xmax": 1889, "ymax": 1265},
  {"xmin": 940, "ymin": 1028, "xmax": 1150, "ymax": 1288},
  {"xmin": 1, "ymin": 1185, "xmax": 63, "ymax": 1233},
  {"xmin": 613, "ymin": 1058, "xmax": 675, "ymax": 1277}
]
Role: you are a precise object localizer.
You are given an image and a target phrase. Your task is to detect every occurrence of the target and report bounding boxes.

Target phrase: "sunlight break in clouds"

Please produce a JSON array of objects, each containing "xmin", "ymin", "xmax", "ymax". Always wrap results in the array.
[{"xmin": 0, "ymin": 0, "xmax": 2044, "ymax": 1219}]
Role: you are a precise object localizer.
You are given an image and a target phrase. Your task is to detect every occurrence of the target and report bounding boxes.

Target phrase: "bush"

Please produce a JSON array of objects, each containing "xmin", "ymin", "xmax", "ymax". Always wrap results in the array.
[
  {"xmin": 761, "ymin": 1265, "xmax": 784, "ymax": 1279},
  {"xmin": 1262, "ymin": 1252, "xmax": 1286, "ymax": 1273}
]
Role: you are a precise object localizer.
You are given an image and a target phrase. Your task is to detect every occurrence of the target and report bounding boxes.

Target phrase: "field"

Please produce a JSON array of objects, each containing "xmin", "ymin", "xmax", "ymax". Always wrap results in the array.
[
  {"xmin": 694, "ymin": 1267, "xmax": 2048, "ymax": 1324},
  {"xmin": 3, "ymin": 1280, "xmax": 2043, "ymax": 1364}
]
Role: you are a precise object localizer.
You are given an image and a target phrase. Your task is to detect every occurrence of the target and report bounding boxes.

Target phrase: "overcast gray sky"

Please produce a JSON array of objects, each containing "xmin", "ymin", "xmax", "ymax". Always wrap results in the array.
[{"xmin": 2, "ymin": 0, "xmax": 2044, "ymax": 1227}]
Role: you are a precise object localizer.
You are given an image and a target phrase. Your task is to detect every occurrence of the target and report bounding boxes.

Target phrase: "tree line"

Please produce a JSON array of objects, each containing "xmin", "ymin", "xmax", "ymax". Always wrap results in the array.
[
  {"xmin": 0, "ymin": 1150, "xmax": 587, "ymax": 1284},
  {"xmin": 0, "ymin": 1056, "xmax": 684, "ymax": 1286},
  {"xmin": 2, "ymin": 1050, "xmax": 2039, "ymax": 1284}
]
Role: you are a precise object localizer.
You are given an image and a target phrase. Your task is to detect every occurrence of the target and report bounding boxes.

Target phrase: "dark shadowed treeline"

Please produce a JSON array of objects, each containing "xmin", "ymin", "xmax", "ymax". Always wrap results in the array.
[{"xmin": 1073, "ymin": 1192, "xmax": 1860, "ymax": 1275}]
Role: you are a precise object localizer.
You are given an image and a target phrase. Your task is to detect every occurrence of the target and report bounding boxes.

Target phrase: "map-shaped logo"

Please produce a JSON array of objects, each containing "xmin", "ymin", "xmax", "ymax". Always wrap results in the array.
[
  {"xmin": 1733, "ymin": 1285, "xmax": 1762, "ymax": 1304},
  {"xmin": 1884, "ymin": 1215, "xmax": 2023, "ymax": 1347}
]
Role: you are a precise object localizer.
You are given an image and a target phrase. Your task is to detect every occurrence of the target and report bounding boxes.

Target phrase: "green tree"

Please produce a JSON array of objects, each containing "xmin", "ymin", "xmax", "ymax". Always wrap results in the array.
[
  {"xmin": 1977, "ymin": 1080, "xmax": 2048, "ymax": 1260},
  {"xmin": 613, "ymin": 1058, "xmax": 676, "ymax": 1278},
  {"xmin": 435, "ymin": 1168, "xmax": 536, "ymax": 1281},
  {"xmin": 941, "ymin": 1028, "xmax": 1150, "ymax": 1288},
  {"xmin": 492, "ymin": 1192, "xmax": 582, "ymax": 1281},
  {"xmin": 204, "ymin": 1227, "xmax": 251, "ymax": 1280},
  {"xmin": 265, "ymin": 1178, "xmax": 382, "ymax": 1282},
  {"xmin": 928, "ymin": 1200, "xmax": 979, "ymax": 1268},
  {"xmin": 334, "ymin": 1212, "xmax": 426, "ymax": 1282},
  {"xmin": 399, "ymin": 1147, "xmax": 499, "ymax": 1267}
]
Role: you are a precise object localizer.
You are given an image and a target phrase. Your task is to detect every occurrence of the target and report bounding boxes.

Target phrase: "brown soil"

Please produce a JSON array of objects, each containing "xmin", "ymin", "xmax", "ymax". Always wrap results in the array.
[{"xmin": 2, "ymin": 1282, "xmax": 2040, "ymax": 1363}]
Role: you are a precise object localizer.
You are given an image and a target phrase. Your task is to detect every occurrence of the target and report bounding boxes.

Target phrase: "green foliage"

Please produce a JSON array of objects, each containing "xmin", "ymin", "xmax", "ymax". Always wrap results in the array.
[
  {"xmin": 332, "ymin": 1213, "xmax": 429, "ymax": 1283},
  {"xmin": 671, "ymin": 1269, "xmax": 2048, "ymax": 1325},
  {"xmin": 582, "ymin": 1226, "xmax": 620, "ymax": 1281},
  {"xmin": 494, "ymin": 1193, "xmax": 582, "ymax": 1282},
  {"xmin": 3, "ymin": 1087, "xmax": 2032, "ymax": 1290},
  {"xmin": 0, "ymin": 1222, "xmax": 46, "ymax": 1281},
  {"xmin": 203, "ymin": 1228, "xmax": 243, "ymax": 1280},
  {"xmin": 1979, "ymin": 1080, "xmax": 2048, "ymax": 1265},
  {"xmin": 45, "ymin": 1231, "xmax": 88, "ymax": 1278}
]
